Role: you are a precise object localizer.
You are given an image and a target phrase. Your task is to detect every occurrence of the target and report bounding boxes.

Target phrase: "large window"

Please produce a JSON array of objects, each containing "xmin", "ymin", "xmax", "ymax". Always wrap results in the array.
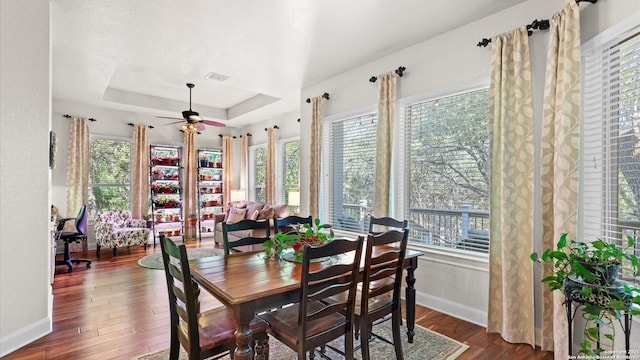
[
  {"xmin": 88, "ymin": 137, "xmax": 131, "ymax": 219},
  {"xmin": 401, "ymin": 88, "xmax": 490, "ymax": 253},
  {"xmin": 250, "ymin": 146, "xmax": 267, "ymax": 202},
  {"xmin": 281, "ymin": 139, "xmax": 300, "ymax": 209},
  {"xmin": 323, "ymin": 113, "xmax": 378, "ymax": 233},
  {"xmin": 582, "ymin": 25, "xmax": 639, "ymax": 285}
]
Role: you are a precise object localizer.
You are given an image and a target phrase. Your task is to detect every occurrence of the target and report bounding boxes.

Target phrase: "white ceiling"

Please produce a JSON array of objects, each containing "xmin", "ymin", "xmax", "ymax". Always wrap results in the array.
[{"xmin": 51, "ymin": 0, "xmax": 526, "ymax": 129}]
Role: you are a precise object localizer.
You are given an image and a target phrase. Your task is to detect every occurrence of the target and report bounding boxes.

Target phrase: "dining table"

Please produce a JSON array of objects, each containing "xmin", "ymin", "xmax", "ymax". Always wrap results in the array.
[{"xmin": 189, "ymin": 245, "xmax": 424, "ymax": 360}]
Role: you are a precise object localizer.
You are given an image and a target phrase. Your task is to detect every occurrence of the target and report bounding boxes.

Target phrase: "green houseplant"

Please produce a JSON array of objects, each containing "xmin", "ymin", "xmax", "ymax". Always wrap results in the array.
[
  {"xmin": 530, "ymin": 233, "xmax": 640, "ymax": 356},
  {"xmin": 263, "ymin": 218, "xmax": 334, "ymax": 261}
]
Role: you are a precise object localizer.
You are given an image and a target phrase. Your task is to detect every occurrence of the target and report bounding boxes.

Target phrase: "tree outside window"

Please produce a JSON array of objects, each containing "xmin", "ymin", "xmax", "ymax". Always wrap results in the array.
[{"xmin": 88, "ymin": 138, "xmax": 131, "ymax": 219}]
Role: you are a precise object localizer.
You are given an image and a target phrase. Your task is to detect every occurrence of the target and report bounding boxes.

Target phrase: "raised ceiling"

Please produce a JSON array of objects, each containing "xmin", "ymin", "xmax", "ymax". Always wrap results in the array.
[{"xmin": 51, "ymin": 0, "xmax": 526, "ymax": 129}]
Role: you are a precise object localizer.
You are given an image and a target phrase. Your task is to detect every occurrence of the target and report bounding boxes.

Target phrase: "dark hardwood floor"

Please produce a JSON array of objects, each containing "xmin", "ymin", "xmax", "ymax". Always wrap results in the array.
[{"xmin": 3, "ymin": 239, "xmax": 553, "ymax": 359}]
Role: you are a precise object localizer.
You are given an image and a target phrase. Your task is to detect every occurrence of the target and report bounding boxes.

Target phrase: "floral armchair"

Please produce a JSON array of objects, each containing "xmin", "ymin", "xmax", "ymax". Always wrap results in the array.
[{"xmin": 95, "ymin": 210, "xmax": 149, "ymax": 256}]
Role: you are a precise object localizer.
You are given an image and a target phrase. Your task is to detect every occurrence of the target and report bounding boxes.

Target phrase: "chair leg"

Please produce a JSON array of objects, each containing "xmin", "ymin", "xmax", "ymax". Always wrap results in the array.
[
  {"xmin": 391, "ymin": 311, "xmax": 404, "ymax": 360},
  {"xmin": 113, "ymin": 247, "xmax": 117, "ymax": 256},
  {"xmin": 55, "ymin": 240, "xmax": 73, "ymax": 272},
  {"xmin": 96, "ymin": 245, "xmax": 101, "ymax": 257},
  {"xmin": 360, "ymin": 321, "xmax": 370, "ymax": 360}
]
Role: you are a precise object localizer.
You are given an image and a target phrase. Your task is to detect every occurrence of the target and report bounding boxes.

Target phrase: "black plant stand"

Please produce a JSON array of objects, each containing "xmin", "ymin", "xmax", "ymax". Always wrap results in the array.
[{"xmin": 564, "ymin": 277, "xmax": 633, "ymax": 358}]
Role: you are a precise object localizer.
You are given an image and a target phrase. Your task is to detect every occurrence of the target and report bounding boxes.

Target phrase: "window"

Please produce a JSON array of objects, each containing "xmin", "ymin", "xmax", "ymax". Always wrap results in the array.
[
  {"xmin": 400, "ymin": 88, "xmax": 490, "ymax": 253},
  {"xmin": 88, "ymin": 137, "xmax": 131, "ymax": 219},
  {"xmin": 323, "ymin": 112, "xmax": 378, "ymax": 233},
  {"xmin": 582, "ymin": 25, "xmax": 640, "ymax": 285},
  {"xmin": 281, "ymin": 139, "xmax": 300, "ymax": 210},
  {"xmin": 250, "ymin": 146, "xmax": 267, "ymax": 202}
]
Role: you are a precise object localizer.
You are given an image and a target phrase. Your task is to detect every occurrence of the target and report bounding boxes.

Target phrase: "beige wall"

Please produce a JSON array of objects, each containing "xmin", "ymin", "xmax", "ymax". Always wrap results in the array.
[{"xmin": 0, "ymin": 0, "xmax": 52, "ymax": 356}]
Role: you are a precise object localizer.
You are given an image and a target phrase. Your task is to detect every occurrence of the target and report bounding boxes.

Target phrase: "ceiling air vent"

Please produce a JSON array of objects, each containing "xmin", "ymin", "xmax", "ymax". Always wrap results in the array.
[{"xmin": 205, "ymin": 72, "xmax": 230, "ymax": 82}]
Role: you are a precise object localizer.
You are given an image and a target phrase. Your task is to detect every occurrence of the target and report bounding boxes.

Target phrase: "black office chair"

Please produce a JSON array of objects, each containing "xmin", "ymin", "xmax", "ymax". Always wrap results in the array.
[{"xmin": 55, "ymin": 204, "xmax": 91, "ymax": 272}]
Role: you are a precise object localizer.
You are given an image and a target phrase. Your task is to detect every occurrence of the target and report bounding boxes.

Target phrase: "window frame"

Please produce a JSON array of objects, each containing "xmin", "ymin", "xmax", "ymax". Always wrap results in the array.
[
  {"xmin": 396, "ymin": 79, "xmax": 490, "ymax": 255},
  {"xmin": 276, "ymin": 136, "xmax": 300, "ymax": 207},
  {"xmin": 580, "ymin": 18, "xmax": 640, "ymax": 285},
  {"xmin": 249, "ymin": 144, "xmax": 267, "ymax": 202},
  {"xmin": 87, "ymin": 135, "xmax": 133, "ymax": 219}
]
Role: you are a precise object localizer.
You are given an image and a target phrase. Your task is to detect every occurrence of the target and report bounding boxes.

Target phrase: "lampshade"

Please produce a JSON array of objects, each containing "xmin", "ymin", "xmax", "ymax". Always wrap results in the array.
[
  {"xmin": 230, "ymin": 190, "xmax": 245, "ymax": 202},
  {"xmin": 288, "ymin": 191, "xmax": 300, "ymax": 207}
]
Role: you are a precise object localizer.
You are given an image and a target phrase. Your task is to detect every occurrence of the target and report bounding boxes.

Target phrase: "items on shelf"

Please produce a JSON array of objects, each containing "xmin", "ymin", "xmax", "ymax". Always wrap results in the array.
[
  {"xmin": 196, "ymin": 149, "xmax": 224, "ymax": 241},
  {"xmin": 149, "ymin": 145, "xmax": 183, "ymax": 244}
]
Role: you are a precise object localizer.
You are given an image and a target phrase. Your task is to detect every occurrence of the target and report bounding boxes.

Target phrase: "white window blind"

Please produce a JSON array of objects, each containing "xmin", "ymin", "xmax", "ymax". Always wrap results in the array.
[
  {"xmin": 582, "ymin": 26, "xmax": 640, "ymax": 285},
  {"xmin": 323, "ymin": 113, "xmax": 378, "ymax": 233},
  {"xmin": 400, "ymin": 88, "xmax": 490, "ymax": 253}
]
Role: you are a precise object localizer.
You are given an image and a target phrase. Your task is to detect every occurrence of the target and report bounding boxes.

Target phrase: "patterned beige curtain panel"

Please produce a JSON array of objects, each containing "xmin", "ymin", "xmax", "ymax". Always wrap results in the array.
[
  {"xmin": 309, "ymin": 96, "xmax": 323, "ymax": 219},
  {"xmin": 486, "ymin": 27, "xmax": 535, "ymax": 348},
  {"xmin": 266, "ymin": 127, "xmax": 276, "ymax": 205},
  {"xmin": 241, "ymin": 133, "xmax": 248, "ymax": 191},
  {"xmin": 131, "ymin": 125, "xmax": 149, "ymax": 219},
  {"xmin": 66, "ymin": 117, "xmax": 89, "ymax": 217},
  {"xmin": 222, "ymin": 136, "xmax": 233, "ymax": 207},
  {"xmin": 540, "ymin": 2, "xmax": 581, "ymax": 356},
  {"xmin": 373, "ymin": 71, "xmax": 396, "ymax": 218},
  {"xmin": 183, "ymin": 129, "xmax": 197, "ymax": 239}
]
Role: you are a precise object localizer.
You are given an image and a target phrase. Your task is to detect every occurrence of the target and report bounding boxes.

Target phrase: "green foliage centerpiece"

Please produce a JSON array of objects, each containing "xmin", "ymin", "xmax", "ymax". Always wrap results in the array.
[
  {"xmin": 530, "ymin": 233, "xmax": 640, "ymax": 356},
  {"xmin": 263, "ymin": 218, "xmax": 334, "ymax": 261}
]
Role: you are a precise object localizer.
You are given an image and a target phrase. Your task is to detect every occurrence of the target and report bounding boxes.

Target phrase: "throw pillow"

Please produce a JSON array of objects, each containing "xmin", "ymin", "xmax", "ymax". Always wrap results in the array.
[
  {"xmin": 226, "ymin": 208, "xmax": 247, "ymax": 224},
  {"xmin": 257, "ymin": 205, "xmax": 275, "ymax": 220},
  {"xmin": 225, "ymin": 206, "xmax": 245, "ymax": 223},
  {"xmin": 249, "ymin": 209, "xmax": 259, "ymax": 221},
  {"xmin": 244, "ymin": 202, "xmax": 265, "ymax": 220}
]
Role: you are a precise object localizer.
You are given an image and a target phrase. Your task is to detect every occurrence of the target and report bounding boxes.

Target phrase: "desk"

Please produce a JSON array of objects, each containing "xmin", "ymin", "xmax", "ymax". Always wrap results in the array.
[{"xmin": 190, "ymin": 248, "xmax": 423, "ymax": 360}]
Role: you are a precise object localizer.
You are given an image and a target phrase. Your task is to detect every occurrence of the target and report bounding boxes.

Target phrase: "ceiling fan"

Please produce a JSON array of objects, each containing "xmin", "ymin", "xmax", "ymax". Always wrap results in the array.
[{"xmin": 156, "ymin": 83, "xmax": 225, "ymax": 131}]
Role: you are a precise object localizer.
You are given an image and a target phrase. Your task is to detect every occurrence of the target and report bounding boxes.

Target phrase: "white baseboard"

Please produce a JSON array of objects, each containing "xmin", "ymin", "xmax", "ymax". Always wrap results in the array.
[
  {"xmin": 415, "ymin": 291, "xmax": 487, "ymax": 327},
  {"xmin": 0, "ymin": 314, "xmax": 52, "ymax": 358}
]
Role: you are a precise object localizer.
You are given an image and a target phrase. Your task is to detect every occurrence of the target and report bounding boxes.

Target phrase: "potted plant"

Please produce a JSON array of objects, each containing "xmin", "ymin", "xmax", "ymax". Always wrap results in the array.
[
  {"xmin": 263, "ymin": 218, "xmax": 334, "ymax": 261},
  {"xmin": 530, "ymin": 233, "xmax": 640, "ymax": 356},
  {"xmin": 187, "ymin": 213, "xmax": 198, "ymax": 226}
]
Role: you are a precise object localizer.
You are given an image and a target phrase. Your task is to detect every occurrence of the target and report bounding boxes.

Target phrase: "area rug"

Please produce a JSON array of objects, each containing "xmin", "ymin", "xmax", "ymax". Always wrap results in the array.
[
  {"xmin": 134, "ymin": 320, "xmax": 469, "ymax": 359},
  {"xmin": 137, "ymin": 248, "xmax": 223, "ymax": 270}
]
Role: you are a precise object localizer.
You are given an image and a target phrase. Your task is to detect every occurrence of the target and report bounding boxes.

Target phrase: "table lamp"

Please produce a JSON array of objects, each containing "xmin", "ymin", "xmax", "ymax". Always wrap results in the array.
[
  {"xmin": 230, "ymin": 190, "xmax": 245, "ymax": 205},
  {"xmin": 288, "ymin": 191, "xmax": 300, "ymax": 215}
]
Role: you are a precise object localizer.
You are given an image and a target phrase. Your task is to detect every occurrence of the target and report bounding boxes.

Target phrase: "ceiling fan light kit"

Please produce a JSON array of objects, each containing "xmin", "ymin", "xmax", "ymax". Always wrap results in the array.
[{"xmin": 156, "ymin": 83, "xmax": 226, "ymax": 130}]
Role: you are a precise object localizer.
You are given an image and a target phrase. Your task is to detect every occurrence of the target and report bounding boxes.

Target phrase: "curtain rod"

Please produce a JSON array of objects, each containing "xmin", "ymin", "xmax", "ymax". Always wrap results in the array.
[
  {"xmin": 127, "ymin": 122, "xmax": 154, "ymax": 129},
  {"xmin": 305, "ymin": 92, "xmax": 330, "ymax": 103},
  {"xmin": 63, "ymin": 114, "xmax": 97, "ymax": 122},
  {"xmin": 476, "ymin": 0, "xmax": 597, "ymax": 48},
  {"xmin": 369, "ymin": 66, "xmax": 406, "ymax": 83}
]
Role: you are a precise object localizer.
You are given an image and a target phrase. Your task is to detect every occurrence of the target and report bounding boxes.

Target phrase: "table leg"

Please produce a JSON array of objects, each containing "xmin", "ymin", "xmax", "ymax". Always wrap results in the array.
[
  {"xmin": 234, "ymin": 309, "xmax": 254, "ymax": 360},
  {"xmin": 405, "ymin": 259, "xmax": 417, "ymax": 343}
]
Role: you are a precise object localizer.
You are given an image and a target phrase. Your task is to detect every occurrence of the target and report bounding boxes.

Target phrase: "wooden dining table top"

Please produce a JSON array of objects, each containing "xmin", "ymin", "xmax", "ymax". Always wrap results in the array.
[{"xmin": 189, "ymin": 247, "xmax": 423, "ymax": 307}]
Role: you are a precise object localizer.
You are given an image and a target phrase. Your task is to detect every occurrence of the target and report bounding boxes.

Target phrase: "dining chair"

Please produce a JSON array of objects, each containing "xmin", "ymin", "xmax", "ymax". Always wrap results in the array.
[
  {"xmin": 274, "ymin": 215, "xmax": 313, "ymax": 234},
  {"xmin": 258, "ymin": 237, "xmax": 364, "ymax": 360},
  {"xmin": 55, "ymin": 204, "xmax": 91, "ymax": 272},
  {"xmin": 221, "ymin": 219, "xmax": 271, "ymax": 255},
  {"xmin": 159, "ymin": 234, "xmax": 270, "ymax": 360},
  {"xmin": 358, "ymin": 229, "xmax": 409, "ymax": 360},
  {"xmin": 367, "ymin": 216, "xmax": 408, "ymax": 235}
]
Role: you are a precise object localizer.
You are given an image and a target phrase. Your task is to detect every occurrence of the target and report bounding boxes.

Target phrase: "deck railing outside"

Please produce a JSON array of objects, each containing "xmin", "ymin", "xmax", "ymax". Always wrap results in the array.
[{"xmin": 336, "ymin": 203, "xmax": 490, "ymax": 253}]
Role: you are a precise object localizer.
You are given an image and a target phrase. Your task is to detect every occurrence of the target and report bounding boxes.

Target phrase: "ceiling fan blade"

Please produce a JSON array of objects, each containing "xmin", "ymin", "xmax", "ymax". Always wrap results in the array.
[
  {"xmin": 163, "ymin": 120, "xmax": 186, "ymax": 126},
  {"xmin": 196, "ymin": 122, "xmax": 205, "ymax": 131},
  {"xmin": 200, "ymin": 120, "xmax": 226, "ymax": 127},
  {"xmin": 155, "ymin": 116, "xmax": 182, "ymax": 120}
]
